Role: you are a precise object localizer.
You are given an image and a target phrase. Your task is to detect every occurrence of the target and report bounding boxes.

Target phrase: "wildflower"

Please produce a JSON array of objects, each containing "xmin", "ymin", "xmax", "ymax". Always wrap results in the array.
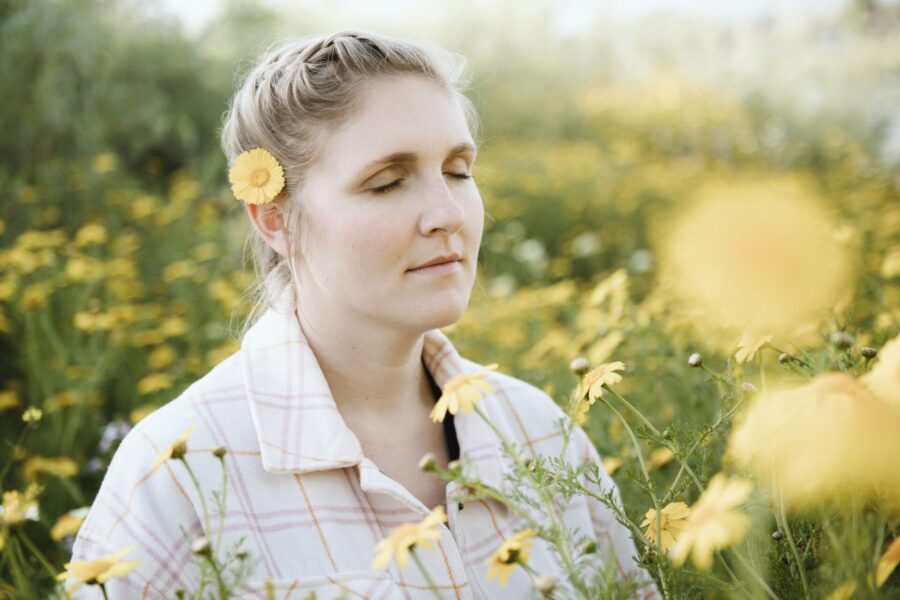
[
  {"xmin": 568, "ymin": 357, "xmax": 590, "ymax": 376},
  {"xmin": 50, "ymin": 507, "xmax": 90, "ymax": 541},
  {"xmin": 877, "ymin": 537, "xmax": 900, "ymax": 587},
  {"xmin": 862, "ymin": 334, "xmax": 900, "ymax": 408},
  {"xmin": 824, "ymin": 582, "xmax": 856, "ymax": 600},
  {"xmin": 92, "ymin": 153, "xmax": 118, "ymax": 174},
  {"xmin": 20, "ymin": 284, "xmax": 49, "ymax": 310},
  {"xmin": 668, "ymin": 474, "xmax": 753, "ymax": 569},
  {"xmin": 191, "ymin": 536, "xmax": 211, "ymax": 556},
  {"xmin": 687, "ymin": 353, "xmax": 703, "ymax": 368},
  {"xmin": 1, "ymin": 486, "xmax": 41, "ymax": 526},
  {"xmin": 137, "ymin": 373, "xmax": 174, "ymax": 395},
  {"xmin": 74, "ymin": 223, "xmax": 108, "ymax": 247},
  {"xmin": 430, "ymin": 364, "xmax": 498, "ymax": 423},
  {"xmin": 372, "ymin": 506, "xmax": 447, "ymax": 570},
  {"xmin": 648, "ymin": 447, "xmax": 674, "ymax": 470},
  {"xmin": 22, "ymin": 407, "xmax": 42, "ymax": 423},
  {"xmin": 728, "ymin": 373, "xmax": 900, "ymax": 510},
  {"xmin": 228, "ymin": 148, "xmax": 286, "ymax": 205},
  {"xmin": 56, "ymin": 546, "xmax": 140, "ymax": 594},
  {"xmin": 130, "ymin": 403, "xmax": 157, "ymax": 425},
  {"xmin": 417, "ymin": 453, "xmax": 438, "ymax": 472},
  {"xmin": 148, "ymin": 345, "xmax": 177, "ymax": 370},
  {"xmin": 734, "ymin": 332, "xmax": 771, "ymax": 364},
  {"xmin": 640, "ymin": 502, "xmax": 691, "ymax": 550},
  {"xmin": 601, "ymin": 456, "xmax": 623, "ymax": 476},
  {"xmin": 657, "ymin": 176, "xmax": 852, "ymax": 339},
  {"xmin": 830, "ymin": 331, "xmax": 854, "ymax": 349},
  {"xmin": 24, "ymin": 456, "xmax": 78, "ymax": 480},
  {"xmin": 486, "ymin": 529, "xmax": 535, "ymax": 586},
  {"xmin": 150, "ymin": 424, "xmax": 196, "ymax": 472},
  {"xmin": 535, "ymin": 575, "xmax": 557, "ymax": 596},
  {"xmin": 0, "ymin": 390, "xmax": 20, "ymax": 410},
  {"xmin": 579, "ymin": 361, "xmax": 625, "ymax": 403}
]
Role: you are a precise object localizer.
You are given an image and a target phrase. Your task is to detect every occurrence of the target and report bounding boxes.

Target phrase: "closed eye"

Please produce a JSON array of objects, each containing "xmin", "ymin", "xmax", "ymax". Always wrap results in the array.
[{"xmin": 371, "ymin": 179, "xmax": 403, "ymax": 195}]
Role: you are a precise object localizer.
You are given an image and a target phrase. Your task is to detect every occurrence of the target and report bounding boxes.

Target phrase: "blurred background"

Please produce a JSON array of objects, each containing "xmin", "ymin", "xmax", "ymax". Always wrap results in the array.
[{"xmin": 1, "ymin": 0, "xmax": 898, "ymax": 595}]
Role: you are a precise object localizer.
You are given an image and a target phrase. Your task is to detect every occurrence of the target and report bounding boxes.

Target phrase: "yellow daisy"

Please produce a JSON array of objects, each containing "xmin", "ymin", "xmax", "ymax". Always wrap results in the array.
[
  {"xmin": 228, "ymin": 148, "xmax": 285, "ymax": 205},
  {"xmin": 56, "ymin": 546, "xmax": 141, "ymax": 594},
  {"xmin": 50, "ymin": 507, "xmax": 90, "ymax": 541},
  {"xmin": 150, "ymin": 424, "xmax": 196, "ymax": 472},
  {"xmin": 486, "ymin": 529, "xmax": 535, "ymax": 586},
  {"xmin": 876, "ymin": 537, "xmax": 900, "ymax": 587},
  {"xmin": 640, "ymin": 502, "xmax": 691, "ymax": 550},
  {"xmin": 430, "ymin": 364, "xmax": 498, "ymax": 423},
  {"xmin": 580, "ymin": 361, "xmax": 625, "ymax": 403},
  {"xmin": 372, "ymin": 506, "xmax": 447, "ymax": 570},
  {"xmin": 669, "ymin": 474, "xmax": 753, "ymax": 569},
  {"xmin": 734, "ymin": 331, "xmax": 772, "ymax": 364}
]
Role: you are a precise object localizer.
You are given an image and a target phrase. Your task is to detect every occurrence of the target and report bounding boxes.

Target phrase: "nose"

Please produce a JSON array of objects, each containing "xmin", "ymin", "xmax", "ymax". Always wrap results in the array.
[{"xmin": 417, "ymin": 174, "xmax": 466, "ymax": 236}]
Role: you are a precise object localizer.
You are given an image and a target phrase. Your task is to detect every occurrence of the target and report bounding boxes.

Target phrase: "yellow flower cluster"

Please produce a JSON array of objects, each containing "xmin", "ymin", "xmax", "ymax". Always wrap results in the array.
[{"xmin": 430, "ymin": 364, "xmax": 498, "ymax": 423}]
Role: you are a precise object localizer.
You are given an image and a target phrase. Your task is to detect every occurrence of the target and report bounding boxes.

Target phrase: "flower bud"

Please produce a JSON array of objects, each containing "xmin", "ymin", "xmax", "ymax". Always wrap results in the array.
[
  {"xmin": 771, "ymin": 530, "xmax": 783, "ymax": 541},
  {"xmin": 536, "ymin": 575, "xmax": 558, "ymax": 596},
  {"xmin": 830, "ymin": 331, "xmax": 853, "ymax": 349},
  {"xmin": 446, "ymin": 460, "xmax": 461, "ymax": 474},
  {"xmin": 687, "ymin": 353, "xmax": 703, "ymax": 368},
  {"xmin": 191, "ymin": 536, "xmax": 211, "ymax": 556},
  {"xmin": 777, "ymin": 352, "xmax": 791, "ymax": 364},
  {"xmin": 861, "ymin": 346, "xmax": 878, "ymax": 360},
  {"xmin": 582, "ymin": 540, "xmax": 597, "ymax": 554},
  {"xmin": 569, "ymin": 357, "xmax": 590, "ymax": 376},
  {"xmin": 418, "ymin": 452, "xmax": 438, "ymax": 472},
  {"xmin": 212, "ymin": 447, "xmax": 227, "ymax": 459},
  {"xmin": 741, "ymin": 382, "xmax": 758, "ymax": 394}
]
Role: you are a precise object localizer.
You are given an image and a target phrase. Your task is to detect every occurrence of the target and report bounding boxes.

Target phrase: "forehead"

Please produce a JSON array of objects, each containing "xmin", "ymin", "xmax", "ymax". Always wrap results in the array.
[{"xmin": 315, "ymin": 75, "xmax": 474, "ymax": 173}]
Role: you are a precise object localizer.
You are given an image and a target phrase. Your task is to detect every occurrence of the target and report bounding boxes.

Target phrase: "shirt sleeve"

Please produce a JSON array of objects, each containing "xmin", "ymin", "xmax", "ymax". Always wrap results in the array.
[
  {"xmin": 571, "ymin": 425, "xmax": 662, "ymax": 600},
  {"xmin": 67, "ymin": 417, "xmax": 204, "ymax": 599}
]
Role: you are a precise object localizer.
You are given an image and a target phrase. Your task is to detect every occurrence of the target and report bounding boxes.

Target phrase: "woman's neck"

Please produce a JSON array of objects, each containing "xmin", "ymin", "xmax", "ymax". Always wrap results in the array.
[{"xmin": 294, "ymin": 305, "xmax": 435, "ymax": 418}]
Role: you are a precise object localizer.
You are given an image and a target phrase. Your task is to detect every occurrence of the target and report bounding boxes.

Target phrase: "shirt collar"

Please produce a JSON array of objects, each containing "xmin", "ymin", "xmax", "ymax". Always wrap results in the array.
[{"xmin": 241, "ymin": 299, "xmax": 506, "ymax": 490}]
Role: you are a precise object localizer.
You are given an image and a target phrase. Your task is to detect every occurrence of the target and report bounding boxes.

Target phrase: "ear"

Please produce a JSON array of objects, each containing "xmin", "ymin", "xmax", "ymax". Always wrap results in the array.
[{"xmin": 245, "ymin": 202, "xmax": 290, "ymax": 258}]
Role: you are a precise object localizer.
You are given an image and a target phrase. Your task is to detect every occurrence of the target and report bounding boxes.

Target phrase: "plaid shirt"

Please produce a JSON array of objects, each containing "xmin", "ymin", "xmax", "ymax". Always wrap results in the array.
[{"xmin": 69, "ymin": 302, "xmax": 660, "ymax": 599}]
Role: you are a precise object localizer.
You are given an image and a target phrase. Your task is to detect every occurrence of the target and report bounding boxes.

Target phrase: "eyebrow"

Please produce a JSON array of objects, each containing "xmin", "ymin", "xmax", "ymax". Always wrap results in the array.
[{"xmin": 359, "ymin": 143, "xmax": 477, "ymax": 174}]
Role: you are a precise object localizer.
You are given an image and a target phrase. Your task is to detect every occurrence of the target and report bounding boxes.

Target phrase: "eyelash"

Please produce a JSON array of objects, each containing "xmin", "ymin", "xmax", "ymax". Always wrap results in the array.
[{"xmin": 371, "ymin": 173, "xmax": 471, "ymax": 195}]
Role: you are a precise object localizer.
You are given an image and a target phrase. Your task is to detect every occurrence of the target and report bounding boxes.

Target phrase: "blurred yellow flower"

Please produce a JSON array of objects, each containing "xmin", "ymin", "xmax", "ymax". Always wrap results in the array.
[
  {"xmin": 50, "ymin": 507, "xmax": 89, "ymax": 541},
  {"xmin": 160, "ymin": 317, "xmax": 187, "ymax": 338},
  {"xmin": 862, "ymin": 334, "xmax": 900, "ymax": 409},
  {"xmin": 669, "ymin": 474, "xmax": 752, "ymax": 569},
  {"xmin": 162, "ymin": 260, "xmax": 196, "ymax": 282},
  {"xmin": 648, "ymin": 447, "xmax": 674, "ymax": 470},
  {"xmin": 65, "ymin": 255, "xmax": 104, "ymax": 282},
  {"xmin": 22, "ymin": 407, "xmax": 42, "ymax": 423},
  {"xmin": 1, "ymin": 485, "xmax": 41, "ymax": 526},
  {"xmin": 129, "ymin": 403, "xmax": 157, "ymax": 425},
  {"xmin": 24, "ymin": 456, "xmax": 78, "ymax": 480},
  {"xmin": 881, "ymin": 245, "xmax": 900, "ymax": 279},
  {"xmin": 229, "ymin": 148, "xmax": 286, "ymax": 205},
  {"xmin": 657, "ymin": 175, "xmax": 853, "ymax": 338},
  {"xmin": 641, "ymin": 501, "xmax": 691, "ymax": 550},
  {"xmin": 824, "ymin": 582, "xmax": 856, "ymax": 600},
  {"xmin": 601, "ymin": 456, "xmax": 623, "ymax": 476},
  {"xmin": 57, "ymin": 546, "xmax": 140, "ymax": 594},
  {"xmin": 728, "ymin": 373, "xmax": 900, "ymax": 511},
  {"xmin": 130, "ymin": 195, "xmax": 158, "ymax": 220},
  {"xmin": 150, "ymin": 424, "xmax": 196, "ymax": 472},
  {"xmin": 372, "ymin": 506, "xmax": 447, "ymax": 570},
  {"xmin": 192, "ymin": 243, "xmax": 218, "ymax": 262},
  {"xmin": 580, "ymin": 361, "xmax": 625, "ymax": 403},
  {"xmin": 74, "ymin": 223, "xmax": 108, "ymax": 247},
  {"xmin": 137, "ymin": 373, "xmax": 174, "ymax": 395},
  {"xmin": 92, "ymin": 153, "xmax": 118, "ymax": 174},
  {"xmin": 485, "ymin": 529, "xmax": 535, "ymax": 586},
  {"xmin": 0, "ymin": 390, "xmax": 20, "ymax": 411},
  {"xmin": 20, "ymin": 284, "xmax": 49, "ymax": 310},
  {"xmin": 207, "ymin": 340, "xmax": 240, "ymax": 366},
  {"xmin": 734, "ymin": 332, "xmax": 772, "ymax": 364},
  {"xmin": 430, "ymin": 364, "xmax": 497, "ymax": 423},
  {"xmin": 876, "ymin": 537, "xmax": 900, "ymax": 587},
  {"xmin": 148, "ymin": 345, "xmax": 177, "ymax": 370}
]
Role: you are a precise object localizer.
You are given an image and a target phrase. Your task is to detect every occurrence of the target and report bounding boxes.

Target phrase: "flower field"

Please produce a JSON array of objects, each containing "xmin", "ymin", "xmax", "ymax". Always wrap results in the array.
[{"xmin": 1, "ymin": 1, "xmax": 899, "ymax": 598}]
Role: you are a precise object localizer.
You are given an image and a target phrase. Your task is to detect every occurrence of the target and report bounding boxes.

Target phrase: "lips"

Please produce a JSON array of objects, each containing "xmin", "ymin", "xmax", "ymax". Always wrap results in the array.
[{"xmin": 408, "ymin": 253, "xmax": 462, "ymax": 271}]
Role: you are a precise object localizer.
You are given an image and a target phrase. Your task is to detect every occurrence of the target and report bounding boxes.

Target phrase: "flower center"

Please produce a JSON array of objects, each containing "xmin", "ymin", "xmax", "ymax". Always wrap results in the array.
[{"xmin": 250, "ymin": 168, "xmax": 270, "ymax": 187}]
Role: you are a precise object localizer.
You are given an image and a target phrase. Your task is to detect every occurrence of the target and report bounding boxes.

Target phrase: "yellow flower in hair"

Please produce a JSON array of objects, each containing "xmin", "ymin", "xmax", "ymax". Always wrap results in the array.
[{"xmin": 228, "ymin": 148, "xmax": 285, "ymax": 205}]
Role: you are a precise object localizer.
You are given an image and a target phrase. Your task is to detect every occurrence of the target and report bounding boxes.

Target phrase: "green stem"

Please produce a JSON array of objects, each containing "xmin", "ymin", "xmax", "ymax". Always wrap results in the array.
[
  {"xmin": 730, "ymin": 549, "xmax": 779, "ymax": 600},
  {"xmin": 473, "ymin": 406, "xmax": 592, "ymax": 599},
  {"xmin": 410, "ymin": 547, "xmax": 446, "ymax": 600},
  {"xmin": 776, "ymin": 498, "xmax": 809, "ymax": 599},
  {"xmin": 203, "ymin": 553, "xmax": 229, "ymax": 600},
  {"xmin": 100, "ymin": 583, "xmax": 110, "ymax": 600},
  {"xmin": 178, "ymin": 457, "xmax": 212, "ymax": 538},
  {"xmin": 16, "ymin": 530, "xmax": 58, "ymax": 579},
  {"xmin": 596, "ymin": 398, "xmax": 670, "ymax": 599}
]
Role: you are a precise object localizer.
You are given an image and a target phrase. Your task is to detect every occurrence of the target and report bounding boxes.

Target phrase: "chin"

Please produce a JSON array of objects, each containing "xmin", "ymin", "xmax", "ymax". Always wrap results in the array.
[{"xmin": 395, "ymin": 294, "xmax": 471, "ymax": 332}]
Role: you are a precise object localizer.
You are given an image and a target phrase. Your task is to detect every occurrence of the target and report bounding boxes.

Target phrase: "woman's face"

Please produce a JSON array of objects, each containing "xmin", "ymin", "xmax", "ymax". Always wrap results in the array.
[{"xmin": 295, "ymin": 75, "xmax": 483, "ymax": 333}]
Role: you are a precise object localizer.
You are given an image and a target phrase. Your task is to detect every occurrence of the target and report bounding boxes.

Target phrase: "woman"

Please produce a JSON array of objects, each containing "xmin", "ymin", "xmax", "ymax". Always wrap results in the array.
[{"xmin": 68, "ymin": 31, "xmax": 658, "ymax": 599}]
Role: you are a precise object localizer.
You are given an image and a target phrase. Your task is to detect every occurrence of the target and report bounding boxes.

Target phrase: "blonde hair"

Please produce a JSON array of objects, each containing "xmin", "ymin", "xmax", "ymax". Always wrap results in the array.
[{"xmin": 220, "ymin": 31, "xmax": 479, "ymax": 333}]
